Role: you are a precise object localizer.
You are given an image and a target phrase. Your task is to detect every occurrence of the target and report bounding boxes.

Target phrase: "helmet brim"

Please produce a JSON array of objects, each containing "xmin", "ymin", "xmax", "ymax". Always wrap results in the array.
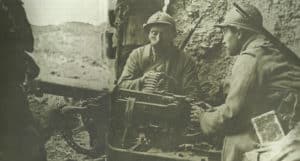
[
  {"xmin": 143, "ymin": 22, "xmax": 175, "ymax": 31},
  {"xmin": 214, "ymin": 23, "xmax": 261, "ymax": 33}
]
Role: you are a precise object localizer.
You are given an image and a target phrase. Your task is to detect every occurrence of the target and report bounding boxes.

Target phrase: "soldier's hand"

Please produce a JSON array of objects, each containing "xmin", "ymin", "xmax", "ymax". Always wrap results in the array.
[
  {"xmin": 157, "ymin": 77, "xmax": 166, "ymax": 89},
  {"xmin": 190, "ymin": 105, "xmax": 204, "ymax": 123},
  {"xmin": 157, "ymin": 73, "xmax": 177, "ymax": 90},
  {"xmin": 195, "ymin": 101, "xmax": 213, "ymax": 111}
]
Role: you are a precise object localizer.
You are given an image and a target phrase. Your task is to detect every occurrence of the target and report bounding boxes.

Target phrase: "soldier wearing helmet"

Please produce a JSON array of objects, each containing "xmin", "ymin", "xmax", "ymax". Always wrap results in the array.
[
  {"xmin": 118, "ymin": 11, "xmax": 197, "ymax": 96},
  {"xmin": 190, "ymin": 4, "xmax": 300, "ymax": 161}
]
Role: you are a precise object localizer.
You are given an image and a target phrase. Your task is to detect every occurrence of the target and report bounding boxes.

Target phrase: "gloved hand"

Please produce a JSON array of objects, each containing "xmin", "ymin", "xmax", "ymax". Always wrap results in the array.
[
  {"xmin": 157, "ymin": 73, "xmax": 177, "ymax": 90},
  {"xmin": 190, "ymin": 105, "xmax": 205, "ymax": 125},
  {"xmin": 190, "ymin": 101, "xmax": 214, "ymax": 129}
]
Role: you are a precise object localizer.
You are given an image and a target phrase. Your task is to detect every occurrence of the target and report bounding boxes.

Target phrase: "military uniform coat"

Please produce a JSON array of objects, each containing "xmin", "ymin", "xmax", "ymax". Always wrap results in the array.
[
  {"xmin": 199, "ymin": 35, "xmax": 300, "ymax": 161},
  {"xmin": 118, "ymin": 44, "xmax": 197, "ymax": 95}
]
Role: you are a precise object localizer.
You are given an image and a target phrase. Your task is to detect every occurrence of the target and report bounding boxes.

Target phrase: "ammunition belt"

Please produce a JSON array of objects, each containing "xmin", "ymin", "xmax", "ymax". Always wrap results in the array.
[{"xmin": 143, "ymin": 72, "xmax": 169, "ymax": 93}]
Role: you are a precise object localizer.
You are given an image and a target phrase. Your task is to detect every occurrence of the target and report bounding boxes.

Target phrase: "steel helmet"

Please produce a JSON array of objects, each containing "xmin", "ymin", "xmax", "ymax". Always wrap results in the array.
[
  {"xmin": 143, "ymin": 11, "xmax": 176, "ymax": 33},
  {"xmin": 215, "ymin": 4, "xmax": 263, "ymax": 33}
]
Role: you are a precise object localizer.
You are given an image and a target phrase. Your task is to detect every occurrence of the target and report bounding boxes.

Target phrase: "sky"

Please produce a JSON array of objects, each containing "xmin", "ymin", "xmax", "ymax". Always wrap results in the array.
[{"xmin": 22, "ymin": 0, "xmax": 108, "ymax": 26}]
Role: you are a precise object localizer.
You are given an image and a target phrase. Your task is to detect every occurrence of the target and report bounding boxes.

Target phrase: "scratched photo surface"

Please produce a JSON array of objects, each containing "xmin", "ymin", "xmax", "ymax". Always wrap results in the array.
[{"xmin": 3, "ymin": 0, "xmax": 299, "ymax": 161}]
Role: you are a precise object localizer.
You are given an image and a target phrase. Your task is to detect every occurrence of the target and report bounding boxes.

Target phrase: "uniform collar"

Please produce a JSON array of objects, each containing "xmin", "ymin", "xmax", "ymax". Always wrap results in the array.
[{"xmin": 241, "ymin": 35, "xmax": 259, "ymax": 52}]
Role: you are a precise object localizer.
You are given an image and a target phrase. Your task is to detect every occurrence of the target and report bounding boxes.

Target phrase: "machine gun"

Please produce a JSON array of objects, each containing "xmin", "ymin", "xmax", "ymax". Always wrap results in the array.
[
  {"xmin": 32, "ymin": 77, "xmax": 221, "ymax": 160},
  {"xmin": 29, "ymin": 0, "xmax": 223, "ymax": 159},
  {"xmin": 108, "ymin": 88, "xmax": 221, "ymax": 161},
  {"xmin": 110, "ymin": 88, "xmax": 190, "ymax": 148}
]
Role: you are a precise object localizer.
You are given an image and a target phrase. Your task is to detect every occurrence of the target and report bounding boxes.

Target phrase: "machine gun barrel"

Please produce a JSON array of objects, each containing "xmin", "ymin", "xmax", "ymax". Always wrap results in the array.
[
  {"xmin": 233, "ymin": 3, "xmax": 300, "ymax": 63},
  {"xmin": 33, "ymin": 76, "xmax": 109, "ymax": 98}
]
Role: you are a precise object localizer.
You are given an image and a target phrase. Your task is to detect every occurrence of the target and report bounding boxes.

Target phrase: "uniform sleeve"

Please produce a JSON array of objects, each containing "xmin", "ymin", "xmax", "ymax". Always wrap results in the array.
[
  {"xmin": 199, "ymin": 54, "xmax": 258, "ymax": 135},
  {"xmin": 117, "ymin": 50, "xmax": 144, "ymax": 90}
]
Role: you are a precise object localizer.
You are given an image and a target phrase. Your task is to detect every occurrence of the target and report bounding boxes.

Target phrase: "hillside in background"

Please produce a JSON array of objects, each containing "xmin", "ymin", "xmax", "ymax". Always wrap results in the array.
[
  {"xmin": 29, "ymin": 22, "xmax": 114, "ymax": 161},
  {"xmin": 31, "ymin": 22, "xmax": 114, "ymax": 87}
]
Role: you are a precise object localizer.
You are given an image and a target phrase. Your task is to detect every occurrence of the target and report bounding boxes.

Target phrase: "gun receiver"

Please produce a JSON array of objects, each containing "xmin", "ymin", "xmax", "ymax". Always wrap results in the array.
[{"xmin": 112, "ymin": 88, "xmax": 190, "ymax": 123}]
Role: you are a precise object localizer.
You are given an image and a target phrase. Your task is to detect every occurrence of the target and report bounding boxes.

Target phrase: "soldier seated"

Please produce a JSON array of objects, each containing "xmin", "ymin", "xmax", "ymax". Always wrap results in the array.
[{"xmin": 118, "ymin": 11, "xmax": 197, "ymax": 96}]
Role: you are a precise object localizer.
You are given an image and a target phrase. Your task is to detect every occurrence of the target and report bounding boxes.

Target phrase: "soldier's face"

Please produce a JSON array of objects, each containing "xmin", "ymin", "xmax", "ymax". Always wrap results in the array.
[
  {"xmin": 222, "ymin": 27, "xmax": 241, "ymax": 56},
  {"xmin": 148, "ymin": 24, "xmax": 174, "ymax": 49}
]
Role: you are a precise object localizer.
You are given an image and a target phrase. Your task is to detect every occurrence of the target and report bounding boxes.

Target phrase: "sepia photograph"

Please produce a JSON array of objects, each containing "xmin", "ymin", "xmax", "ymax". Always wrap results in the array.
[{"xmin": 0, "ymin": 0, "xmax": 300, "ymax": 161}]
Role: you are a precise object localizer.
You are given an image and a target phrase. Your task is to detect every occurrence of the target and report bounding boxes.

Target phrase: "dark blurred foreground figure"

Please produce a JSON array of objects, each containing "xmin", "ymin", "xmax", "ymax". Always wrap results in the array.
[
  {"xmin": 190, "ymin": 4, "xmax": 300, "ymax": 161},
  {"xmin": 118, "ymin": 11, "xmax": 197, "ymax": 96},
  {"xmin": 0, "ymin": 0, "xmax": 46, "ymax": 160}
]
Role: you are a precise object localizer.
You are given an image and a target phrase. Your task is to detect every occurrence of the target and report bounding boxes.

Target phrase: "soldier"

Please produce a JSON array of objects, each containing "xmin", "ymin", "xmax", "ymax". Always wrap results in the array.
[
  {"xmin": 118, "ymin": 11, "xmax": 197, "ymax": 96},
  {"xmin": 190, "ymin": 4, "xmax": 300, "ymax": 161},
  {"xmin": 107, "ymin": 0, "xmax": 164, "ymax": 79},
  {"xmin": 0, "ymin": 0, "xmax": 46, "ymax": 161}
]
